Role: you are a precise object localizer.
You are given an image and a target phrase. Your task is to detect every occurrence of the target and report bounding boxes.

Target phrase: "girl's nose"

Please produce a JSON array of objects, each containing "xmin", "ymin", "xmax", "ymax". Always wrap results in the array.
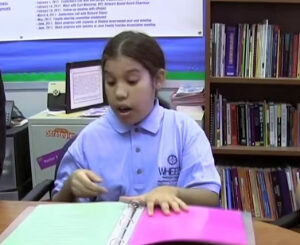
[{"xmin": 115, "ymin": 84, "xmax": 128, "ymax": 100}]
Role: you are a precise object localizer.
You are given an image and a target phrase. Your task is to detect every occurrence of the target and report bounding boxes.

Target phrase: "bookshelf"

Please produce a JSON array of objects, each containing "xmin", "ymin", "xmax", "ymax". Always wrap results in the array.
[
  {"xmin": 205, "ymin": 0, "xmax": 300, "ymax": 220},
  {"xmin": 205, "ymin": 0, "xmax": 300, "ymax": 152}
]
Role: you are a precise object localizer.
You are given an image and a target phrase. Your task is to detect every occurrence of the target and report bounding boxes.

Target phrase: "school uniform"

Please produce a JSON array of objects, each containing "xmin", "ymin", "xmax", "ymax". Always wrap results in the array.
[{"xmin": 52, "ymin": 99, "xmax": 221, "ymax": 201}]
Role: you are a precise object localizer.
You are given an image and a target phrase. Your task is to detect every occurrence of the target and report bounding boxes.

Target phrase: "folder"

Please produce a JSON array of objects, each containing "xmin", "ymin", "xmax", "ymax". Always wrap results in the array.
[{"xmin": 0, "ymin": 202, "xmax": 255, "ymax": 245}]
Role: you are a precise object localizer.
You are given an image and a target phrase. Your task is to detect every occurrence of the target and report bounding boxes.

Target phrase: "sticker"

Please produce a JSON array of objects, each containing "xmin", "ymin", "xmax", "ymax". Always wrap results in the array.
[
  {"xmin": 37, "ymin": 149, "xmax": 62, "ymax": 170},
  {"xmin": 46, "ymin": 128, "xmax": 75, "ymax": 140}
]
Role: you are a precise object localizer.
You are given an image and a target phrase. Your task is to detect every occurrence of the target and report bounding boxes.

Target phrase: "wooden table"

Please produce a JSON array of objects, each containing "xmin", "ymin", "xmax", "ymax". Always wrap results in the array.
[{"xmin": 1, "ymin": 201, "xmax": 300, "ymax": 244}]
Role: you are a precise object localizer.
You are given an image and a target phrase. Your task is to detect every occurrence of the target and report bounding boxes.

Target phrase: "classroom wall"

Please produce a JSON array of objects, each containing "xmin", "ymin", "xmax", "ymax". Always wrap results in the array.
[{"xmin": 4, "ymin": 80, "xmax": 203, "ymax": 117}]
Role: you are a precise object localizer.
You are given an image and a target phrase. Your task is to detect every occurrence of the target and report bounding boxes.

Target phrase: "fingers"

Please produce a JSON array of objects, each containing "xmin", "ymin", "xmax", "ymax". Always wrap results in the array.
[
  {"xmin": 160, "ymin": 201, "xmax": 171, "ymax": 215},
  {"xmin": 119, "ymin": 195, "xmax": 135, "ymax": 203},
  {"xmin": 146, "ymin": 201, "xmax": 155, "ymax": 216},
  {"xmin": 173, "ymin": 197, "xmax": 189, "ymax": 211},
  {"xmin": 70, "ymin": 170, "xmax": 107, "ymax": 198},
  {"xmin": 85, "ymin": 170, "xmax": 102, "ymax": 182},
  {"xmin": 119, "ymin": 195, "xmax": 145, "ymax": 205},
  {"xmin": 146, "ymin": 197, "xmax": 188, "ymax": 216}
]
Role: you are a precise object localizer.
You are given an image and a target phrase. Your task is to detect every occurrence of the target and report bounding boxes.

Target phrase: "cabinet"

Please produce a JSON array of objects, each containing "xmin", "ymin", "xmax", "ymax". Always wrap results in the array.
[
  {"xmin": 0, "ymin": 125, "xmax": 32, "ymax": 200},
  {"xmin": 204, "ymin": 0, "xmax": 300, "ymax": 219},
  {"xmin": 28, "ymin": 111, "xmax": 95, "ymax": 187}
]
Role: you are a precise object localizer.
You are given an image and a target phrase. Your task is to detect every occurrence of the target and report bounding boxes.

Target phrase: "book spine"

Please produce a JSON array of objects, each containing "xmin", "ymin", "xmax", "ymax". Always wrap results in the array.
[
  {"xmin": 253, "ymin": 104, "xmax": 261, "ymax": 146},
  {"xmin": 292, "ymin": 106, "xmax": 298, "ymax": 146},
  {"xmin": 288, "ymin": 32, "xmax": 294, "ymax": 77},
  {"xmin": 283, "ymin": 33, "xmax": 290, "ymax": 77},
  {"xmin": 226, "ymin": 103, "xmax": 232, "ymax": 145},
  {"xmin": 250, "ymin": 104, "xmax": 256, "ymax": 146},
  {"xmin": 246, "ymin": 103, "xmax": 251, "ymax": 146},
  {"xmin": 259, "ymin": 170, "xmax": 271, "ymax": 218},
  {"xmin": 222, "ymin": 97, "xmax": 227, "ymax": 146},
  {"xmin": 269, "ymin": 103, "xmax": 274, "ymax": 146},
  {"xmin": 271, "ymin": 170, "xmax": 284, "ymax": 217},
  {"xmin": 264, "ymin": 170, "xmax": 278, "ymax": 219},
  {"xmin": 225, "ymin": 167, "xmax": 233, "ymax": 210},
  {"xmin": 256, "ymin": 170, "xmax": 266, "ymax": 218},
  {"xmin": 292, "ymin": 34, "xmax": 299, "ymax": 78},
  {"xmin": 231, "ymin": 103, "xmax": 238, "ymax": 145},
  {"xmin": 272, "ymin": 25, "xmax": 279, "ymax": 77},
  {"xmin": 259, "ymin": 103, "xmax": 264, "ymax": 146},
  {"xmin": 231, "ymin": 168, "xmax": 243, "ymax": 210},
  {"xmin": 277, "ymin": 104, "xmax": 282, "ymax": 147},
  {"xmin": 225, "ymin": 26, "xmax": 238, "ymax": 76},
  {"xmin": 281, "ymin": 103, "xmax": 287, "ymax": 147},
  {"xmin": 278, "ymin": 170, "xmax": 293, "ymax": 215},
  {"xmin": 209, "ymin": 94, "xmax": 215, "ymax": 146}
]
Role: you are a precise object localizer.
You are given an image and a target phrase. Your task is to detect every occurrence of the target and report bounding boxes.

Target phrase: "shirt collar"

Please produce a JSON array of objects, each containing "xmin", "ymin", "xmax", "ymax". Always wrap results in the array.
[{"xmin": 107, "ymin": 99, "xmax": 164, "ymax": 134}]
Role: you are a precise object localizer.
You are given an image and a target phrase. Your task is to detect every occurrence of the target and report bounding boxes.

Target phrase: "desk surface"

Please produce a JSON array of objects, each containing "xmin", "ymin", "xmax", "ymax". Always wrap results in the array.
[{"xmin": 0, "ymin": 201, "xmax": 300, "ymax": 244}]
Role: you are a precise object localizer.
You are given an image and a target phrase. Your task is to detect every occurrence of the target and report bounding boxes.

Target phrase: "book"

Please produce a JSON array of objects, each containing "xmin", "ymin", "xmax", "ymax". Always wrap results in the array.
[
  {"xmin": 0, "ymin": 202, "xmax": 255, "ymax": 245},
  {"xmin": 225, "ymin": 25, "xmax": 238, "ymax": 76}
]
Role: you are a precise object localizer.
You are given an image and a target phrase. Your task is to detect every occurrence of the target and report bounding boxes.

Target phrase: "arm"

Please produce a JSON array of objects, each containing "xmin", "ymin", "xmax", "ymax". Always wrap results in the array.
[
  {"xmin": 120, "ymin": 186, "xmax": 219, "ymax": 216},
  {"xmin": 177, "ymin": 187, "xmax": 219, "ymax": 206},
  {"xmin": 52, "ymin": 177, "xmax": 75, "ymax": 202}
]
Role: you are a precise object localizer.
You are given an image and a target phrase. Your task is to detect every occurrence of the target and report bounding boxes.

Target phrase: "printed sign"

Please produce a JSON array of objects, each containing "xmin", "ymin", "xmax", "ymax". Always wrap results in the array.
[{"xmin": 0, "ymin": 0, "xmax": 203, "ymax": 41}]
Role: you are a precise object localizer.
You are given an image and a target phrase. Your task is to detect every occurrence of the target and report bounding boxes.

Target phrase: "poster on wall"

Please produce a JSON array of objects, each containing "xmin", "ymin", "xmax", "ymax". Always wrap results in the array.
[{"xmin": 0, "ymin": 0, "xmax": 203, "ymax": 42}]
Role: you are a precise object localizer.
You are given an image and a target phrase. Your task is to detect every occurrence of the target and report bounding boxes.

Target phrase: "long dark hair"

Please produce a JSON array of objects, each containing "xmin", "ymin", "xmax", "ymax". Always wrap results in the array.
[
  {"xmin": 102, "ymin": 31, "xmax": 165, "ymax": 77},
  {"xmin": 101, "ymin": 31, "xmax": 169, "ymax": 108}
]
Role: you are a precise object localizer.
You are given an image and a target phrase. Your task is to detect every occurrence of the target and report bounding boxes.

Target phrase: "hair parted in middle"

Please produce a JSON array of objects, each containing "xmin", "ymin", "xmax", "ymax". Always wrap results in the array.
[{"xmin": 101, "ymin": 31, "xmax": 165, "ymax": 79}]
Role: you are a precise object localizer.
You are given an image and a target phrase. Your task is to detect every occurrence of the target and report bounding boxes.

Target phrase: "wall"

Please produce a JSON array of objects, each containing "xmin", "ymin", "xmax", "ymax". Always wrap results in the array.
[{"xmin": 4, "ymin": 80, "xmax": 203, "ymax": 118}]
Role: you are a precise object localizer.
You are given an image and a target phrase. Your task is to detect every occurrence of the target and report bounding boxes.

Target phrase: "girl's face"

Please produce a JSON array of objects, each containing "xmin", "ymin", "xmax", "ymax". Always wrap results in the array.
[{"xmin": 104, "ymin": 55, "xmax": 165, "ymax": 125}]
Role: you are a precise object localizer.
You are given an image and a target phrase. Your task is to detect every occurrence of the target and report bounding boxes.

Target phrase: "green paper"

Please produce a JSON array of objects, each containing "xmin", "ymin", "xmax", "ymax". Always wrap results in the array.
[{"xmin": 2, "ymin": 202, "xmax": 127, "ymax": 245}]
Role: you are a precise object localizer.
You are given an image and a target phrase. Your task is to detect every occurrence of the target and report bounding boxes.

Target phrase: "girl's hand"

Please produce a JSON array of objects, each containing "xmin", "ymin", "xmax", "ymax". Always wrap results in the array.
[
  {"xmin": 119, "ymin": 186, "xmax": 188, "ymax": 216},
  {"xmin": 68, "ymin": 169, "xmax": 107, "ymax": 198}
]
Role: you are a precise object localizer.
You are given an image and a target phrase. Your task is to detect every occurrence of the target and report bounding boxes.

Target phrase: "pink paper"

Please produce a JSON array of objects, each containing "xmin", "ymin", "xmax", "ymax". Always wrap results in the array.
[{"xmin": 129, "ymin": 206, "xmax": 248, "ymax": 245}]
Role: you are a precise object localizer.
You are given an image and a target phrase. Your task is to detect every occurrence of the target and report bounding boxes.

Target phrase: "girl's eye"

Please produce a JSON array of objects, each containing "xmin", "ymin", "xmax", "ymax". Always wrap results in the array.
[
  {"xmin": 106, "ymin": 80, "xmax": 115, "ymax": 86},
  {"xmin": 128, "ymin": 80, "xmax": 138, "ymax": 85}
]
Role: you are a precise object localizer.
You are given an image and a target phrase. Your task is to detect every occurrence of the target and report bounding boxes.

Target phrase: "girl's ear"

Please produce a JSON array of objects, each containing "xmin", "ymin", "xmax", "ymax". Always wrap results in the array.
[{"xmin": 154, "ymin": 68, "xmax": 166, "ymax": 90}]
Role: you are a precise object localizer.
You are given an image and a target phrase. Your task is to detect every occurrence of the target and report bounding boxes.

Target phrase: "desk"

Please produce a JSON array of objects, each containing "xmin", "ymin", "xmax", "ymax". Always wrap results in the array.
[{"xmin": 1, "ymin": 201, "xmax": 300, "ymax": 244}]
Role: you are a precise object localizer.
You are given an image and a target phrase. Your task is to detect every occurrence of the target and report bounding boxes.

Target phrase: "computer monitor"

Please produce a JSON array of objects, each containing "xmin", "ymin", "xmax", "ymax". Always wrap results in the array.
[{"xmin": 65, "ymin": 59, "xmax": 105, "ymax": 114}]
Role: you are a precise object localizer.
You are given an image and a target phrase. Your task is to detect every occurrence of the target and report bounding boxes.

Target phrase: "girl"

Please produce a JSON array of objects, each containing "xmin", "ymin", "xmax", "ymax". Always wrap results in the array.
[{"xmin": 52, "ymin": 31, "xmax": 221, "ymax": 215}]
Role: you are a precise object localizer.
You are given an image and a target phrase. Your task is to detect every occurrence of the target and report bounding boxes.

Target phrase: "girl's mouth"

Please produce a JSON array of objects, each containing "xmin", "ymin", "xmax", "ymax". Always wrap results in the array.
[{"xmin": 118, "ymin": 106, "xmax": 132, "ymax": 115}]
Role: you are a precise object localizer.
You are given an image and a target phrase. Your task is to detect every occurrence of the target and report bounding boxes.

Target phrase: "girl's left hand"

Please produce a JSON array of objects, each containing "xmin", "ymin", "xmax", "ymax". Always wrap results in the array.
[{"xmin": 119, "ymin": 186, "xmax": 188, "ymax": 216}]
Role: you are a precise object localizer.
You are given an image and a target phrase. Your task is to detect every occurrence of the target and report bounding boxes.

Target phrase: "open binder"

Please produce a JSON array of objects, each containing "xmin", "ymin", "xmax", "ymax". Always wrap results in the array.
[{"xmin": 0, "ymin": 202, "xmax": 255, "ymax": 245}]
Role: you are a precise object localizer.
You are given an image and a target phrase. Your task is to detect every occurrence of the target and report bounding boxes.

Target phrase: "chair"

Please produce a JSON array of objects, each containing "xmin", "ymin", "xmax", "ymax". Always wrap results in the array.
[
  {"xmin": 22, "ymin": 136, "xmax": 77, "ymax": 201},
  {"xmin": 0, "ymin": 70, "xmax": 6, "ymax": 176},
  {"xmin": 272, "ymin": 210, "xmax": 300, "ymax": 229},
  {"xmin": 272, "ymin": 184, "xmax": 300, "ymax": 229}
]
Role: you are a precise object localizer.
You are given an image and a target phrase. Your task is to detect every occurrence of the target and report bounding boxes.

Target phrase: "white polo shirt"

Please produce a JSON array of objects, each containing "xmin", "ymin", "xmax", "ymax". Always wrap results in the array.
[{"xmin": 52, "ymin": 100, "xmax": 220, "ymax": 201}]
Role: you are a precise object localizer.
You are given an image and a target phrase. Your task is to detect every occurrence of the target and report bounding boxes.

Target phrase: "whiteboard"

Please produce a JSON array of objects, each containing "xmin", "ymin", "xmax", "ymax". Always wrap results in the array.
[{"xmin": 0, "ymin": 0, "xmax": 203, "ymax": 41}]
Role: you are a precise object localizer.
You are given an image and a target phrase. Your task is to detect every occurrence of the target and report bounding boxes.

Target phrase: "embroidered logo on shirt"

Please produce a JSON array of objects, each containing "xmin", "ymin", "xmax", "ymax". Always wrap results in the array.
[
  {"xmin": 158, "ymin": 154, "xmax": 180, "ymax": 186},
  {"xmin": 167, "ymin": 154, "xmax": 177, "ymax": 165}
]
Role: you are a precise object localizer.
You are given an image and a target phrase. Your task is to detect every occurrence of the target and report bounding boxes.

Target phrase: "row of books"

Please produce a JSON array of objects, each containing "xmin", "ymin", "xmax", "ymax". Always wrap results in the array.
[
  {"xmin": 211, "ymin": 20, "xmax": 300, "ymax": 78},
  {"xmin": 210, "ymin": 91, "xmax": 300, "ymax": 147},
  {"xmin": 218, "ymin": 166, "xmax": 300, "ymax": 220}
]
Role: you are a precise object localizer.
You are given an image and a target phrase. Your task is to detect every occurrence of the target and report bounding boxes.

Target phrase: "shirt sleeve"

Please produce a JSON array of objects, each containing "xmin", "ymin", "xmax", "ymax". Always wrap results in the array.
[{"xmin": 177, "ymin": 119, "xmax": 221, "ymax": 194}]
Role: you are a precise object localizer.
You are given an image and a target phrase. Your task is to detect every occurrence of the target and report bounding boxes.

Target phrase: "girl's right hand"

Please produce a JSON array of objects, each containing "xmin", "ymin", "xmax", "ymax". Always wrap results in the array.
[{"xmin": 68, "ymin": 169, "xmax": 107, "ymax": 198}]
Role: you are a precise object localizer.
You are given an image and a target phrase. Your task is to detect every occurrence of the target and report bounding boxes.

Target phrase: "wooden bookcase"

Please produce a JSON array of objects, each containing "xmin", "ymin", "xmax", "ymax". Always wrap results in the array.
[
  {"xmin": 204, "ymin": 0, "xmax": 300, "ymax": 220},
  {"xmin": 205, "ymin": 0, "xmax": 300, "ymax": 156}
]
